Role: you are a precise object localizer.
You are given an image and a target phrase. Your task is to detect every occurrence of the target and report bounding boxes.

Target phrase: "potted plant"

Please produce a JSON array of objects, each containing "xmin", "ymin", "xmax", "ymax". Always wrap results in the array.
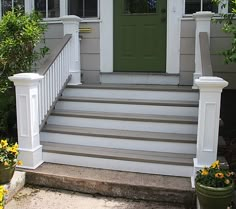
[
  {"xmin": 195, "ymin": 160, "xmax": 234, "ymax": 209},
  {"xmin": 0, "ymin": 139, "xmax": 22, "ymax": 185}
]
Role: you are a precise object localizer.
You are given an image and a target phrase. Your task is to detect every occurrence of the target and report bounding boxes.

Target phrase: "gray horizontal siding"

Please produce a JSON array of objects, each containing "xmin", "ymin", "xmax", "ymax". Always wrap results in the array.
[
  {"xmin": 80, "ymin": 22, "xmax": 100, "ymax": 84},
  {"xmin": 180, "ymin": 18, "xmax": 236, "ymax": 89},
  {"xmin": 35, "ymin": 21, "xmax": 100, "ymax": 84}
]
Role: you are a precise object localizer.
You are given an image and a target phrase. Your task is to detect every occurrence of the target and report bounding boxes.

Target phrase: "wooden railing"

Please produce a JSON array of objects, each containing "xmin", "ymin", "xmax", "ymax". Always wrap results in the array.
[
  {"xmin": 38, "ymin": 34, "xmax": 72, "ymax": 129},
  {"xmin": 199, "ymin": 32, "xmax": 213, "ymax": 76}
]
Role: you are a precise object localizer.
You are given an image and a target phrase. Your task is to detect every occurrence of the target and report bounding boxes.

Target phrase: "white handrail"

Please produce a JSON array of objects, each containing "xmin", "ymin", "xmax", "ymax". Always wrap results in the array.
[{"xmin": 38, "ymin": 34, "xmax": 72, "ymax": 128}]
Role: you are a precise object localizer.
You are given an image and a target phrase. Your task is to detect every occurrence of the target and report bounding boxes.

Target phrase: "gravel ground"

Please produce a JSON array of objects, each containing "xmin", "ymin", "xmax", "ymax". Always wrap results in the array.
[{"xmin": 5, "ymin": 186, "xmax": 185, "ymax": 209}]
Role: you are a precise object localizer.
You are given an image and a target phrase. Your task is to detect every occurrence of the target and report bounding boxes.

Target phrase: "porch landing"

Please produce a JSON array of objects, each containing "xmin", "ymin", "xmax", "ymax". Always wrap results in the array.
[
  {"xmin": 100, "ymin": 73, "xmax": 179, "ymax": 85},
  {"xmin": 18, "ymin": 163, "xmax": 196, "ymax": 208}
]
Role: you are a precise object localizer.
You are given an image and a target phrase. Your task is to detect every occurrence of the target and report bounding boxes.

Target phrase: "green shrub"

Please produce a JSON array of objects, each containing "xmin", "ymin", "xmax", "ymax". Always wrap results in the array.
[
  {"xmin": 0, "ymin": 8, "xmax": 48, "ymax": 140},
  {"xmin": 212, "ymin": 0, "xmax": 236, "ymax": 63}
]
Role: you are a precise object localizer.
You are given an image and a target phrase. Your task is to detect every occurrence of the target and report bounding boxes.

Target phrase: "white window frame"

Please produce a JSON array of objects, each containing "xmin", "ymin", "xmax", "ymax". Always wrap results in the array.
[
  {"xmin": 1, "ymin": 0, "xmax": 100, "ymax": 21},
  {"xmin": 183, "ymin": 0, "xmax": 229, "ymax": 15}
]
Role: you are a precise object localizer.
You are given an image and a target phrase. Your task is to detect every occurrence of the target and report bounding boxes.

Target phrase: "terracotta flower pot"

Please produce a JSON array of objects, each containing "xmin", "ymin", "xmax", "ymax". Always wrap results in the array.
[
  {"xmin": 196, "ymin": 182, "xmax": 234, "ymax": 209},
  {"xmin": 0, "ymin": 163, "xmax": 16, "ymax": 185}
]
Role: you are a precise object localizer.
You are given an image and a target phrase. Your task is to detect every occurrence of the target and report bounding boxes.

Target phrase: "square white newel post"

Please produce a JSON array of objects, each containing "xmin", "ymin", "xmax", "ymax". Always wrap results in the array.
[
  {"xmin": 193, "ymin": 12, "xmax": 214, "ymax": 84},
  {"xmin": 61, "ymin": 15, "xmax": 82, "ymax": 85},
  {"xmin": 9, "ymin": 73, "xmax": 44, "ymax": 169},
  {"xmin": 192, "ymin": 77, "xmax": 228, "ymax": 187}
]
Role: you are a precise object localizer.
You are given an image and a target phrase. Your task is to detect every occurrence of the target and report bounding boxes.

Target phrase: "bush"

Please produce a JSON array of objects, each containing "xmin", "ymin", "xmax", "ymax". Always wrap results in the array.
[
  {"xmin": 212, "ymin": 0, "xmax": 236, "ymax": 63},
  {"xmin": 0, "ymin": 8, "xmax": 48, "ymax": 140}
]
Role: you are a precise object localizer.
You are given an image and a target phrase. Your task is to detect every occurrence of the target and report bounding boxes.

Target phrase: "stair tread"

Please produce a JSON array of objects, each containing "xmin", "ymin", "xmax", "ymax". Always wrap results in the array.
[
  {"xmin": 59, "ymin": 96, "xmax": 199, "ymax": 107},
  {"xmin": 42, "ymin": 142, "xmax": 194, "ymax": 166},
  {"xmin": 42, "ymin": 124, "xmax": 197, "ymax": 143},
  {"xmin": 67, "ymin": 84, "xmax": 198, "ymax": 92},
  {"xmin": 51, "ymin": 109, "xmax": 198, "ymax": 124}
]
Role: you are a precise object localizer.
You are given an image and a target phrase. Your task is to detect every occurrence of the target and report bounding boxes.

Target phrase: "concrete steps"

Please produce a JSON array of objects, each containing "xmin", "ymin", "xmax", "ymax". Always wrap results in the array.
[
  {"xmin": 20, "ymin": 163, "xmax": 196, "ymax": 208},
  {"xmin": 41, "ymin": 84, "xmax": 199, "ymax": 177}
]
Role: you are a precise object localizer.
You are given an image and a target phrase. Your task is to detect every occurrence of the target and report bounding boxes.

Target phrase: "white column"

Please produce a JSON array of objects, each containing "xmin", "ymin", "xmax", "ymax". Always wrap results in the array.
[
  {"xmin": 61, "ymin": 15, "xmax": 82, "ymax": 85},
  {"xmin": 193, "ymin": 12, "xmax": 214, "ymax": 82},
  {"xmin": 166, "ymin": 0, "xmax": 184, "ymax": 74},
  {"xmin": 218, "ymin": 0, "xmax": 228, "ymax": 14},
  {"xmin": 24, "ymin": 0, "xmax": 34, "ymax": 13},
  {"xmin": 9, "ymin": 73, "xmax": 44, "ymax": 169},
  {"xmin": 192, "ymin": 77, "xmax": 228, "ymax": 187},
  {"xmin": 60, "ymin": 0, "xmax": 67, "ymax": 17},
  {"xmin": 100, "ymin": 0, "xmax": 113, "ymax": 73}
]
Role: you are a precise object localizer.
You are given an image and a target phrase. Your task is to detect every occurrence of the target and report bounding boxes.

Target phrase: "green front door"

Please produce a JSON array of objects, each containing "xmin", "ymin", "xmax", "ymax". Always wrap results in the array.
[{"xmin": 114, "ymin": 0, "xmax": 167, "ymax": 72}]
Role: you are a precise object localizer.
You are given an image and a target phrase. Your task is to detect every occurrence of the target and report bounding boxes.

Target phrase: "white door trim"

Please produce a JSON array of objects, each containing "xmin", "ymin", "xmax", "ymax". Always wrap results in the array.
[
  {"xmin": 166, "ymin": 0, "xmax": 184, "ymax": 74},
  {"xmin": 100, "ymin": 0, "xmax": 183, "ymax": 74},
  {"xmin": 100, "ymin": 0, "xmax": 113, "ymax": 73}
]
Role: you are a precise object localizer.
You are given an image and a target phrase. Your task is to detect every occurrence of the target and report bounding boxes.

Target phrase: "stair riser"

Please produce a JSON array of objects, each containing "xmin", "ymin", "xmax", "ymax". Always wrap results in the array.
[
  {"xmin": 100, "ymin": 74, "xmax": 179, "ymax": 85},
  {"xmin": 56, "ymin": 101, "xmax": 198, "ymax": 117},
  {"xmin": 47, "ymin": 116, "xmax": 198, "ymax": 134},
  {"xmin": 43, "ymin": 152, "xmax": 193, "ymax": 177},
  {"xmin": 63, "ymin": 89, "xmax": 199, "ymax": 102},
  {"xmin": 40, "ymin": 132, "xmax": 197, "ymax": 154}
]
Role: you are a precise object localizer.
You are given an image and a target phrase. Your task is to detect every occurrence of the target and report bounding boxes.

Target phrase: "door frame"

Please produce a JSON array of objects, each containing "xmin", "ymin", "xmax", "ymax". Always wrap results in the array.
[{"xmin": 100, "ymin": 0, "xmax": 184, "ymax": 74}]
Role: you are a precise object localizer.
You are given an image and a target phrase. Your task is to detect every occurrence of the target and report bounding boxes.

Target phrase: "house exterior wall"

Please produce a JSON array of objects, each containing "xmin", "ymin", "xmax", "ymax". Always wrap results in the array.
[
  {"xmin": 80, "ymin": 22, "xmax": 100, "ymax": 84},
  {"xmin": 40, "ymin": 21, "xmax": 100, "ymax": 84},
  {"xmin": 180, "ymin": 18, "xmax": 236, "ymax": 89}
]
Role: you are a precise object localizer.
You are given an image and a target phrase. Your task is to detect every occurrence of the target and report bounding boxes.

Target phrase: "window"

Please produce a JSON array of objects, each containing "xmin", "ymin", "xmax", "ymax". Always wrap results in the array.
[
  {"xmin": 1, "ymin": 0, "xmax": 24, "ymax": 16},
  {"xmin": 185, "ymin": 0, "xmax": 227, "ymax": 14},
  {"xmin": 34, "ymin": 0, "xmax": 60, "ymax": 18},
  {"xmin": 124, "ymin": 0, "xmax": 158, "ymax": 14},
  {"xmin": 68, "ymin": 0, "xmax": 98, "ymax": 18}
]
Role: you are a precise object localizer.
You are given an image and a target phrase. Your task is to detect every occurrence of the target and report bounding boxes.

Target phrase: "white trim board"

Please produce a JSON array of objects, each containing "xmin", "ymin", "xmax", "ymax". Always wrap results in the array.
[{"xmin": 100, "ymin": 0, "xmax": 183, "ymax": 74}]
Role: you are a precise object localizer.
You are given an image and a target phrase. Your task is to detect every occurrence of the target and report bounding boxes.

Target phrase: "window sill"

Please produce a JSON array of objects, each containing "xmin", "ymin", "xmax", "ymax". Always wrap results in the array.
[{"xmin": 42, "ymin": 17, "xmax": 101, "ymax": 24}]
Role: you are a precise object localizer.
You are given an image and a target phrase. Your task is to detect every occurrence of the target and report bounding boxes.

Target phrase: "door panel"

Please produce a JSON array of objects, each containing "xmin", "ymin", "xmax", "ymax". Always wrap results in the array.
[{"xmin": 114, "ymin": 0, "xmax": 166, "ymax": 72}]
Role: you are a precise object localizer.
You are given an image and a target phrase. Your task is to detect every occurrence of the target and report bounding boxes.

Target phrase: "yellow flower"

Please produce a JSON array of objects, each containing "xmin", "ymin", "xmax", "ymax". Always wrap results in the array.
[
  {"xmin": 211, "ymin": 160, "xmax": 220, "ymax": 169},
  {"xmin": 9, "ymin": 147, "xmax": 18, "ymax": 156},
  {"xmin": 0, "ymin": 193, "xmax": 3, "ymax": 202},
  {"xmin": 13, "ymin": 143, "xmax": 18, "ymax": 149},
  {"xmin": 17, "ymin": 160, "xmax": 23, "ymax": 166},
  {"xmin": 3, "ymin": 162, "xmax": 8, "ymax": 167},
  {"xmin": 201, "ymin": 169, "xmax": 209, "ymax": 176},
  {"xmin": 0, "ymin": 140, "xmax": 8, "ymax": 148},
  {"xmin": 225, "ymin": 179, "xmax": 230, "ymax": 185},
  {"xmin": 215, "ymin": 172, "xmax": 224, "ymax": 179}
]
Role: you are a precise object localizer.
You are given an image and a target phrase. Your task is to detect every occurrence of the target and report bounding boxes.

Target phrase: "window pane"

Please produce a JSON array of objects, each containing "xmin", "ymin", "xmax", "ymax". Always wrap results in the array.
[
  {"xmin": 185, "ymin": 0, "xmax": 218, "ymax": 14},
  {"xmin": 35, "ymin": 0, "xmax": 46, "ymax": 18},
  {"xmin": 125, "ymin": 0, "xmax": 158, "ymax": 14},
  {"xmin": 85, "ymin": 0, "xmax": 97, "ymax": 17},
  {"xmin": 14, "ymin": 0, "xmax": 24, "ymax": 9},
  {"xmin": 2, "ymin": 0, "xmax": 12, "ymax": 15},
  {"xmin": 203, "ymin": 0, "xmax": 218, "ymax": 12},
  {"xmin": 48, "ymin": 0, "xmax": 60, "ymax": 17},
  {"xmin": 68, "ymin": 0, "xmax": 97, "ymax": 18},
  {"xmin": 68, "ymin": 0, "xmax": 83, "ymax": 17}
]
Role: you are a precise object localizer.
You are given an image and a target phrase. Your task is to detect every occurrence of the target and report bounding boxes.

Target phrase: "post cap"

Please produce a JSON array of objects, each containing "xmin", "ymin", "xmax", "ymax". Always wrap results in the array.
[
  {"xmin": 61, "ymin": 15, "xmax": 82, "ymax": 23},
  {"xmin": 195, "ymin": 76, "xmax": 228, "ymax": 89},
  {"xmin": 9, "ymin": 73, "xmax": 44, "ymax": 86},
  {"xmin": 193, "ymin": 11, "xmax": 214, "ymax": 20}
]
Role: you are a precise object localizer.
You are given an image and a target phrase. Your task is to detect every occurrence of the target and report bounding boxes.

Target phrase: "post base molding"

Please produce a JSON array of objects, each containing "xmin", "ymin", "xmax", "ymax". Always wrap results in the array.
[
  {"xmin": 17, "ymin": 145, "xmax": 44, "ymax": 169},
  {"xmin": 191, "ymin": 158, "xmax": 211, "ymax": 188}
]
